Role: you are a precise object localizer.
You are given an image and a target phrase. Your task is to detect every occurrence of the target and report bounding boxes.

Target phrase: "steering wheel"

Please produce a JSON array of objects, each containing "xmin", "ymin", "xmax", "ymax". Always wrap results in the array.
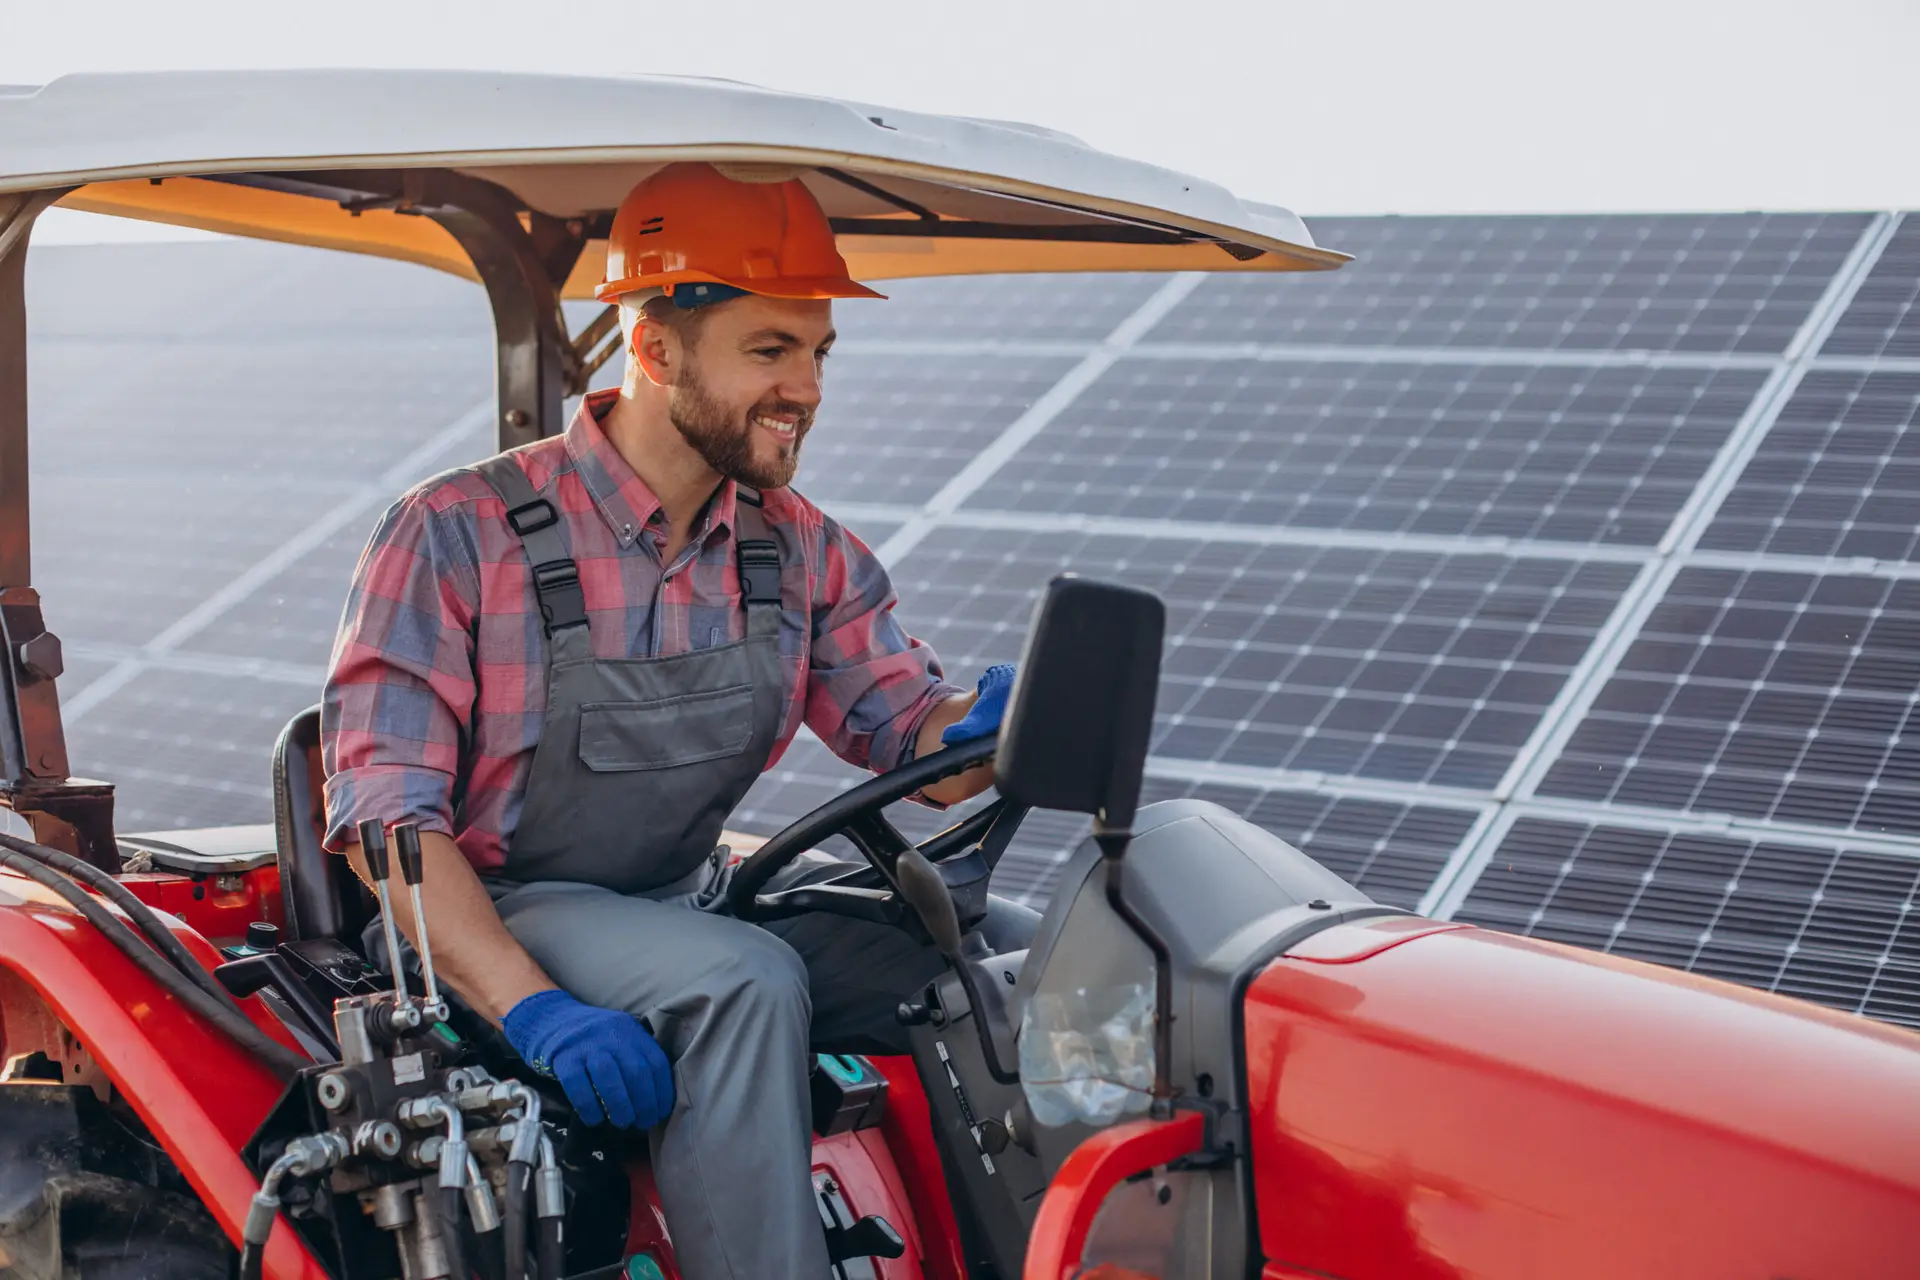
[{"xmin": 726, "ymin": 735, "xmax": 1029, "ymax": 926}]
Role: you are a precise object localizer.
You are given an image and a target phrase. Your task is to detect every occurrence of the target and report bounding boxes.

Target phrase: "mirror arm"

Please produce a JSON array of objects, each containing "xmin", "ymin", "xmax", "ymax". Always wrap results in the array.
[{"xmin": 1098, "ymin": 825, "xmax": 1177, "ymax": 1121}]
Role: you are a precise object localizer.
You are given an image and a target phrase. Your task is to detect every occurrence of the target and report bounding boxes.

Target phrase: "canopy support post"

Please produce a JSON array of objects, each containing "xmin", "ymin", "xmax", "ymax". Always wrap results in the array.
[
  {"xmin": 0, "ymin": 195, "xmax": 116, "ymax": 871},
  {"xmin": 423, "ymin": 179, "xmax": 586, "ymax": 449}
]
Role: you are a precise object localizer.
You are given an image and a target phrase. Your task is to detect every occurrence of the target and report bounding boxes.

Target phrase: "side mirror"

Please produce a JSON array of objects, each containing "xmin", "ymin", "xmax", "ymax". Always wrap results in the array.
[{"xmin": 994, "ymin": 576, "xmax": 1164, "ymax": 836}]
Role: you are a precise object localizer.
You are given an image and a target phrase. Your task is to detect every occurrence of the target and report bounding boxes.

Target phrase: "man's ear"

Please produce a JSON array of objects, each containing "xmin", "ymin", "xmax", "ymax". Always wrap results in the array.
[{"xmin": 628, "ymin": 315, "xmax": 678, "ymax": 389}]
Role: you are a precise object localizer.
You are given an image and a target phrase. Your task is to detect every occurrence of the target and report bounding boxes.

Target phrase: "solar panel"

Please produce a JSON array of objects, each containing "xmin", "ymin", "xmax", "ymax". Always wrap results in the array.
[
  {"xmin": 1539, "ymin": 566, "xmax": 1920, "ymax": 836},
  {"xmin": 734, "ymin": 736, "xmax": 1478, "ymax": 909},
  {"xmin": 965, "ymin": 358, "xmax": 1764, "ymax": 543},
  {"xmin": 1455, "ymin": 817, "xmax": 1920, "ymax": 1028},
  {"xmin": 832, "ymin": 273, "xmax": 1162, "ymax": 343},
  {"xmin": 26, "ymin": 209, "xmax": 1920, "ymax": 1030},
  {"xmin": 63, "ymin": 666, "xmax": 313, "ymax": 831},
  {"xmin": 1699, "ymin": 369, "xmax": 1920, "ymax": 560},
  {"xmin": 1821, "ymin": 214, "xmax": 1920, "ymax": 359},
  {"xmin": 890, "ymin": 527, "xmax": 1636, "ymax": 788},
  {"xmin": 1148, "ymin": 214, "xmax": 1871, "ymax": 354},
  {"xmin": 792, "ymin": 351, "xmax": 1074, "ymax": 507}
]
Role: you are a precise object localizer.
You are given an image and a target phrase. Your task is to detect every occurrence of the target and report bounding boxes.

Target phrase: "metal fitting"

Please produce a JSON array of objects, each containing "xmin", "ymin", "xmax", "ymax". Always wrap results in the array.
[
  {"xmin": 503, "ymin": 1081, "xmax": 543, "ymax": 1166},
  {"xmin": 353, "ymin": 1120, "xmax": 405, "ymax": 1160},
  {"xmin": 371, "ymin": 1182, "xmax": 416, "ymax": 1230},
  {"xmin": 437, "ymin": 1139, "xmax": 470, "ymax": 1191},
  {"xmin": 406, "ymin": 1136, "xmax": 443, "ymax": 1171},
  {"xmin": 463, "ymin": 1155, "xmax": 500, "ymax": 1233},
  {"xmin": 385, "ymin": 1000, "xmax": 423, "ymax": 1035},
  {"xmin": 316, "ymin": 1072, "xmax": 352, "ymax": 1112},
  {"xmin": 535, "ymin": 1133, "xmax": 565, "ymax": 1219}
]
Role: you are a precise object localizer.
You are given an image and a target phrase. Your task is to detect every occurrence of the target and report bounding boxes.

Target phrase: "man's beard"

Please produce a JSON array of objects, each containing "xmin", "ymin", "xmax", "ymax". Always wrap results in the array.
[{"xmin": 668, "ymin": 362, "xmax": 812, "ymax": 491}]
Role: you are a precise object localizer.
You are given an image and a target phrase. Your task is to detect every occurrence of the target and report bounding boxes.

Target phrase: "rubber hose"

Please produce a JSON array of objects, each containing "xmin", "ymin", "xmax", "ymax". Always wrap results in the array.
[
  {"xmin": 0, "ymin": 847, "xmax": 308, "ymax": 1077},
  {"xmin": 474, "ymin": 1218, "xmax": 507, "ymax": 1280},
  {"xmin": 536, "ymin": 1216, "xmax": 564, "ymax": 1280},
  {"xmin": 238, "ymin": 1240, "xmax": 265, "ymax": 1280},
  {"xmin": 439, "ymin": 1185, "xmax": 470, "ymax": 1280},
  {"xmin": 0, "ymin": 829, "xmax": 240, "ymax": 1010},
  {"xmin": 503, "ymin": 1161, "xmax": 530, "ymax": 1280}
]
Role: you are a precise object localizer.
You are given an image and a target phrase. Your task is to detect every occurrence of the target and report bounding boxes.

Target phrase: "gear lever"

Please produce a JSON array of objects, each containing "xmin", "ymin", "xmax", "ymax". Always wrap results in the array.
[
  {"xmin": 895, "ymin": 845, "xmax": 1018, "ymax": 1083},
  {"xmin": 392, "ymin": 822, "xmax": 448, "ymax": 1023},
  {"xmin": 357, "ymin": 818, "xmax": 420, "ymax": 1032}
]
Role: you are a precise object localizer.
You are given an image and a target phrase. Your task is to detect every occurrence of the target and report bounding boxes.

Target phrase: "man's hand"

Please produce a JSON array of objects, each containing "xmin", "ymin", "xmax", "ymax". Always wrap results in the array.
[
  {"xmin": 344, "ymin": 829, "xmax": 556, "ymax": 1025},
  {"xmin": 915, "ymin": 665, "xmax": 1016, "ymax": 806},
  {"xmin": 502, "ymin": 989, "xmax": 675, "ymax": 1129}
]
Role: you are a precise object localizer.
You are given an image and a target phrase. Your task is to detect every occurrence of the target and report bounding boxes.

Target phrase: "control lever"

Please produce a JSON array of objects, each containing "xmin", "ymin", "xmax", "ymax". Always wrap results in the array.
[
  {"xmin": 894, "ymin": 846, "xmax": 1019, "ymax": 1084},
  {"xmin": 393, "ymin": 823, "xmax": 448, "ymax": 1023},
  {"xmin": 357, "ymin": 819, "xmax": 420, "ymax": 1032}
]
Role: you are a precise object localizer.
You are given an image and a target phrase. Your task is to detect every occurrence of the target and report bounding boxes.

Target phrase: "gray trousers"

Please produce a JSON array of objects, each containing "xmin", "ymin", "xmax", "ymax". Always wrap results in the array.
[{"xmin": 492, "ymin": 872, "xmax": 1040, "ymax": 1280}]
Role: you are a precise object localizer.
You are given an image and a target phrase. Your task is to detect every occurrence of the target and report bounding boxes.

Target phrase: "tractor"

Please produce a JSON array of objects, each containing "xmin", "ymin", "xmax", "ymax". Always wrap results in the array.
[{"xmin": 0, "ymin": 71, "xmax": 1916, "ymax": 1280}]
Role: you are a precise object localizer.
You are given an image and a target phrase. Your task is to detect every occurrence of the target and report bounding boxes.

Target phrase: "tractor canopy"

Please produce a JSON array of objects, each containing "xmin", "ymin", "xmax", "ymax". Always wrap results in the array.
[{"xmin": 0, "ymin": 69, "xmax": 1347, "ymax": 291}]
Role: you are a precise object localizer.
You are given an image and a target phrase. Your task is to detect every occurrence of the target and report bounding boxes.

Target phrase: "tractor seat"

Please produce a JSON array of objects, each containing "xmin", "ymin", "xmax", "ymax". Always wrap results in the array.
[{"xmin": 271, "ymin": 705, "xmax": 374, "ymax": 947}]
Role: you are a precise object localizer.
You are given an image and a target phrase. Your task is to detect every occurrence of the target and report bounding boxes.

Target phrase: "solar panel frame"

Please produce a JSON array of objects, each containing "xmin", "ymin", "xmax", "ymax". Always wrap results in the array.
[{"xmin": 1820, "ymin": 213, "xmax": 1920, "ymax": 360}]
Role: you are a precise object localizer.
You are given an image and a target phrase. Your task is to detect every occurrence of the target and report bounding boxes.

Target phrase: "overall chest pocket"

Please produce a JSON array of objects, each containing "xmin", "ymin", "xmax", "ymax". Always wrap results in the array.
[{"xmin": 578, "ymin": 685, "xmax": 756, "ymax": 772}]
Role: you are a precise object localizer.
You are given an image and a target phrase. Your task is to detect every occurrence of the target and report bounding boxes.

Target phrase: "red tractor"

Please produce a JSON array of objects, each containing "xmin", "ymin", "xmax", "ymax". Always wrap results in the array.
[{"xmin": 1, "ymin": 72, "xmax": 1917, "ymax": 1280}]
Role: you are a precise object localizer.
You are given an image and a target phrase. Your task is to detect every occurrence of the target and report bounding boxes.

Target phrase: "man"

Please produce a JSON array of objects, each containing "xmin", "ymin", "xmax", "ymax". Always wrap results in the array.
[{"xmin": 321, "ymin": 162, "xmax": 1037, "ymax": 1279}]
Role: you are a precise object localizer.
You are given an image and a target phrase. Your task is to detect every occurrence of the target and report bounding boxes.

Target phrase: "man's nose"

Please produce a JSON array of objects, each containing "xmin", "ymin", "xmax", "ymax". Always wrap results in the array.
[{"xmin": 780, "ymin": 359, "xmax": 824, "ymax": 410}]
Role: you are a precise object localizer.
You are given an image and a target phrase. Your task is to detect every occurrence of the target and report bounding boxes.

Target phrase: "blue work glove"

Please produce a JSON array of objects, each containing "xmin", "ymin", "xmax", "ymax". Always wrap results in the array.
[
  {"xmin": 502, "ymin": 989, "xmax": 674, "ymax": 1130},
  {"xmin": 941, "ymin": 663, "xmax": 1017, "ymax": 746}
]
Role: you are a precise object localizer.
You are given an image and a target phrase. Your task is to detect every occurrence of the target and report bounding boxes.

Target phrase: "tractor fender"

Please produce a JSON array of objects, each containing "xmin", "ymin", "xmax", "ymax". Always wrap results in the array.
[{"xmin": 0, "ymin": 874, "xmax": 328, "ymax": 1280}]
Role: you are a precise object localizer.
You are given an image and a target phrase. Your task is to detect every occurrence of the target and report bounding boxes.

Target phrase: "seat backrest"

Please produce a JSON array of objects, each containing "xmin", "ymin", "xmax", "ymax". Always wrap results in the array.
[{"xmin": 272, "ymin": 705, "xmax": 373, "ymax": 944}]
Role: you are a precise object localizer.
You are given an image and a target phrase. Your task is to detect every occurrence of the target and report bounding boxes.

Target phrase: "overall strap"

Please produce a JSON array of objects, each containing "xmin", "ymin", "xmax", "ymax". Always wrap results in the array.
[
  {"xmin": 471, "ymin": 453, "xmax": 589, "ymax": 641},
  {"xmin": 732, "ymin": 486, "xmax": 782, "ymax": 625}
]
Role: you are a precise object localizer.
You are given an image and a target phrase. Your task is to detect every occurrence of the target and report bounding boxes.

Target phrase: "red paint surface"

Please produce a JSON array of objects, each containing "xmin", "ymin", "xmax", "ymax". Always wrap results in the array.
[
  {"xmin": 871, "ymin": 1052, "xmax": 968, "ymax": 1280},
  {"xmin": 0, "ymin": 871, "xmax": 327, "ymax": 1280},
  {"xmin": 1245, "ymin": 923, "xmax": 1920, "ymax": 1279},
  {"xmin": 120, "ymin": 865, "xmax": 283, "ymax": 946},
  {"xmin": 622, "ymin": 1158, "xmax": 683, "ymax": 1278},
  {"xmin": 1023, "ymin": 1111, "xmax": 1204, "ymax": 1280},
  {"xmin": 1284, "ymin": 915, "xmax": 1467, "ymax": 963},
  {"xmin": 813, "ymin": 1128, "xmax": 927, "ymax": 1280}
]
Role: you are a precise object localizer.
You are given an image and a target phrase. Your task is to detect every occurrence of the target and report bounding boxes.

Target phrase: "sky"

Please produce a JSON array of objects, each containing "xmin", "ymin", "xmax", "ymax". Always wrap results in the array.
[{"xmin": 7, "ymin": 0, "xmax": 1918, "ymax": 243}]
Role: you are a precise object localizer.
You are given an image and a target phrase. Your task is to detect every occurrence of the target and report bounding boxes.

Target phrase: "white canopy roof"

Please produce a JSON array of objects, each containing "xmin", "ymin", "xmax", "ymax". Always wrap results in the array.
[{"xmin": 0, "ymin": 70, "xmax": 1345, "ymax": 294}]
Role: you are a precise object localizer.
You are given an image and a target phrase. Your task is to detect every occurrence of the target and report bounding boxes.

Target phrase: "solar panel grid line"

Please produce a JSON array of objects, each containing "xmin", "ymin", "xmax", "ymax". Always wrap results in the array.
[
  {"xmin": 1806, "ymin": 355, "xmax": 1920, "ymax": 375},
  {"xmin": 60, "ymin": 398, "xmax": 493, "ymax": 725},
  {"xmin": 1126, "ymin": 340, "xmax": 1785, "ymax": 373},
  {"xmin": 64, "ymin": 641, "xmax": 329, "ymax": 688},
  {"xmin": 1687, "ymin": 548, "xmax": 1920, "ymax": 583},
  {"xmin": 928, "ymin": 506, "xmax": 1655, "ymax": 564},
  {"xmin": 872, "ymin": 272, "xmax": 1203, "ymax": 567},
  {"xmin": 1141, "ymin": 752, "xmax": 1498, "ymax": 811},
  {"xmin": 1426, "ymin": 214, "xmax": 1899, "ymax": 921},
  {"xmin": 838, "ymin": 338, "xmax": 1100, "ymax": 360}
]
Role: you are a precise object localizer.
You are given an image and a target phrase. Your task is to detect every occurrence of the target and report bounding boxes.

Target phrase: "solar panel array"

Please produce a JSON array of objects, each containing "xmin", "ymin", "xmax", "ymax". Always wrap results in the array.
[{"xmin": 23, "ymin": 207, "xmax": 1920, "ymax": 1031}]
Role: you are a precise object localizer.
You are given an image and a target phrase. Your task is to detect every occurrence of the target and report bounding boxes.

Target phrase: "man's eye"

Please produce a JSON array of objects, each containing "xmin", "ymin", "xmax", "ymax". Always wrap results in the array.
[{"xmin": 754, "ymin": 347, "xmax": 783, "ymax": 359}]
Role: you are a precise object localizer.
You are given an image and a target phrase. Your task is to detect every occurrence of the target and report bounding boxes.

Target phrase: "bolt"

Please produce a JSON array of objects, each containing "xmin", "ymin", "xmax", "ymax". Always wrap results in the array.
[
  {"xmin": 504, "ymin": 409, "xmax": 531, "ymax": 428},
  {"xmin": 15, "ymin": 631, "xmax": 62, "ymax": 684},
  {"xmin": 317, "ymin": 1073, "xmax": 352, "ymax": 1112}
]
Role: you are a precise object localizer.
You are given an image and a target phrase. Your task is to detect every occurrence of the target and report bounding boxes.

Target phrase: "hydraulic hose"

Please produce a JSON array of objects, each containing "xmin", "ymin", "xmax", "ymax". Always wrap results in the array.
[
  {"xmin": 0, "ymin": 845, "xmax": 308, "ymax": 1077},
  {"xmin": 534, "ymin": 1134, "xmax": 564, "ymax": 1280},
  {"xmin": 502, "ymin": 1160, "xmax": 530, "ymax": 1280},
  {"xmin": 0, "ymin": 829, "xmax": 238, "ymax": 1008},
  {"xmin": 436, "ymin": 1185, "xmax": 470, "ymax": 1280},
  {"xmin": 536, "ymin": 1216, "xmax": 564, "ymax": 1280}
]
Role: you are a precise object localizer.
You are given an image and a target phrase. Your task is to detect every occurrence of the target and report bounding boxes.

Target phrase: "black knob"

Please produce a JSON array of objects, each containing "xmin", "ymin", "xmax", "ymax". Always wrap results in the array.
[
  {"xmin": 394, "ymin": 822, "xmax": 426, "ymax": 886},
  {"xmin": 976, "ymin": 1117, "xmax": 1010, "ymax": 1155},
  {"xmin": 358, "ymin": 819, "xmax": 390, "ymax": 880},
  {"xmin": 245, "ymin": 921, "xmax": 279, "ymax": 952},
  {"xmin": 896, "ymin": 1001, "xmax": 931, "ymax": 1027}
]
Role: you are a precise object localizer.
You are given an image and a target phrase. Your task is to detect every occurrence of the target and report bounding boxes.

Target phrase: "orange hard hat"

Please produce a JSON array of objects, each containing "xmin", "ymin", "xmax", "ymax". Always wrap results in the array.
[{"xmin": 596, "ymin": 162, "xmax": 885, "ymax": 305}]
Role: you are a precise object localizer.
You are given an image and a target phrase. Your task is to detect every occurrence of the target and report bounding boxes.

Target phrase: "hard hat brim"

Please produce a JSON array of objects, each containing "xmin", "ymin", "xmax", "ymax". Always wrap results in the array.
[{"xmin": 596, "ymin": 269, "xmax": 885, "ymax": 304}]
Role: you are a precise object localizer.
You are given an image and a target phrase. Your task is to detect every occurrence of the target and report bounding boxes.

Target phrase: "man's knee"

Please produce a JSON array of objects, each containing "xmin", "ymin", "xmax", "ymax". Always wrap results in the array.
[
  {"xmin": 983, "ymin": 894, "xmax": 1043, "ymax": 953},
  {"xmin": 696, "ymin": 925, "xmax": 812, "ymax": 1022}
]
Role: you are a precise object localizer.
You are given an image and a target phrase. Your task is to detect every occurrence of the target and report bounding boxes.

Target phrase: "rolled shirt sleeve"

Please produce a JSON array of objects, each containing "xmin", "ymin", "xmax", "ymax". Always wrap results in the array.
[
  {"xmin": 321, "ymin": 490, "xmax": 481, "ymax": 853},
  {"xmin": 803, "ymin": 517, "xmax": 963, "ymax": 774}
]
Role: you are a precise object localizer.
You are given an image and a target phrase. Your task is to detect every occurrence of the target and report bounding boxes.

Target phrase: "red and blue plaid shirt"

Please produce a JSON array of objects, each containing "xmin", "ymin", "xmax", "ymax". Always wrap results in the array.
[{"xmin": 322, "ymin": 390, "xmax": 961, "ymax": 875}]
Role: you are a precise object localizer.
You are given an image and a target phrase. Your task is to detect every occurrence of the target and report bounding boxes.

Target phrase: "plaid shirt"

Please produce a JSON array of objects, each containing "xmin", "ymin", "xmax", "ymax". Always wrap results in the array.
[{"xmin": 322, "ymin": 390, "xmax": 961, "ymax": 875}]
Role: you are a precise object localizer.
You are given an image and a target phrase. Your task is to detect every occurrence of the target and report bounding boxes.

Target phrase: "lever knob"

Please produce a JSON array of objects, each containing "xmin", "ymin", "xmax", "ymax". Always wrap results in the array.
[
  {"xmin": 358, "ymin": 819, "xmax": 390, "ymax": 881},
  {"xmin": 394, "ymin": 822, "xmax": 426, "ymax": 886}
]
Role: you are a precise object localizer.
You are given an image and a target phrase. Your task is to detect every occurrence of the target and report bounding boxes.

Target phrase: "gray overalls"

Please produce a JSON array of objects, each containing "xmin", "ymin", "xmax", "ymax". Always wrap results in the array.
[{"xmin": 460, "ymin": 451, "xmax": 1037, "ymax": 1280}]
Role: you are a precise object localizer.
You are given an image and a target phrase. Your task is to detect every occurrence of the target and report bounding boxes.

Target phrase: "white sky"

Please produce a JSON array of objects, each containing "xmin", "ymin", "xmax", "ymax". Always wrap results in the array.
[{"xmin": 8, "ymin": 0, "xmax": 1918, "ymax": 243}]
